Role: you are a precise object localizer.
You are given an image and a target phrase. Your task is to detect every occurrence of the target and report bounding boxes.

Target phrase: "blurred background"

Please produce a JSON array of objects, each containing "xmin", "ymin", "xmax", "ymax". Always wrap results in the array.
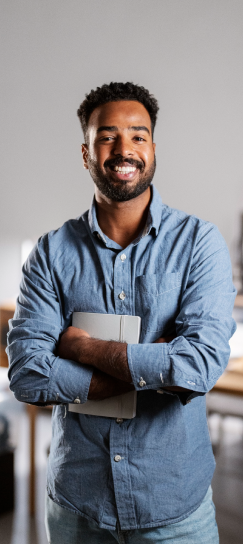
[{"xmin": 0, "ymin": 1, "xmax": 243, "ymax": 543}]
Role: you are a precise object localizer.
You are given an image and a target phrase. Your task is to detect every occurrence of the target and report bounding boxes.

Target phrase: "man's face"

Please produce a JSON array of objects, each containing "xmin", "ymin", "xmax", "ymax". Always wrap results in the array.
[{"xmin": 82, "ymin": 101, "xmax": 156, "ymax": 202}]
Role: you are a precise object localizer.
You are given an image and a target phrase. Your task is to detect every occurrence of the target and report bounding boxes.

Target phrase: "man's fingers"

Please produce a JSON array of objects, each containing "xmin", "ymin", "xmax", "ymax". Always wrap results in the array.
[
  {"xmin": 154, "ymin": 334, "xmax": 176, "ymax": 344},
  {"xmin": 88, "ymin": 369, "xmax": 134, "ymax": 400},
  {"xmin": 59, "ymin": 326, "xmax": 90, "ymax": 340}
]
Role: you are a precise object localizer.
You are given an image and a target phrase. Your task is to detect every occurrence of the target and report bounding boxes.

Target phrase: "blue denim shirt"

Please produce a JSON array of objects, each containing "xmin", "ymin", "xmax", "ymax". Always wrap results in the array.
[{"xmin": 7, "ymin": 186, "xmax": 236, "ymax": 530}]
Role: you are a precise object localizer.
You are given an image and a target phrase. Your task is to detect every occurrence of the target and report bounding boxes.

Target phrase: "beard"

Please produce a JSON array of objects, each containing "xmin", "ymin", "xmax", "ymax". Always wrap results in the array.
[{"xmin": 87, "ymin": 155, "xmax": 156, "ymax": 202}]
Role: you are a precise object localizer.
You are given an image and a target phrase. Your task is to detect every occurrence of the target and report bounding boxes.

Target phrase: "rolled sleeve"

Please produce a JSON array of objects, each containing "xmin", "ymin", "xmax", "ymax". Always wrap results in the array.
[
  {"xmin": 127, "ymin": 341, "xmax": 207, "ymax": 392},
  {"xmin": 48, "ymin": 356, "xmax": 93, "ymax": 404},
  {"xmin": 9, "ymin": 353, "xmax": 93, "ymax": 405},
  {"xmin": 127, "ymin": 225, "xmax": 236, "ymax": 401},
  {"xmin": 7, "ymin": 235, "xmax": 93, "ymax": 406}
]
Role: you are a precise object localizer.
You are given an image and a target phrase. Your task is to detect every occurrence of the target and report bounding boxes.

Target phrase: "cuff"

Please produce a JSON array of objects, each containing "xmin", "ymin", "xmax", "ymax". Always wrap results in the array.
[
  {"xmin": 157, "ymin": 389, "xmax": 205, "ymax": 406},
  {"xmin": 127, "ymin": 342, "xmax": 205, "ymax": 393},
  {"xmin": 48, "ymin": 357, "xmax": 93, "ymax": 404}
]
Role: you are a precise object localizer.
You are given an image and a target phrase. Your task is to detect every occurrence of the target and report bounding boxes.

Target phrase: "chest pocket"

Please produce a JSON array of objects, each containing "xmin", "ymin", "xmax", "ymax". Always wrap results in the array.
[{"xmin": 135, "ymin": 272, "xmax": 181, "ymax": 334}]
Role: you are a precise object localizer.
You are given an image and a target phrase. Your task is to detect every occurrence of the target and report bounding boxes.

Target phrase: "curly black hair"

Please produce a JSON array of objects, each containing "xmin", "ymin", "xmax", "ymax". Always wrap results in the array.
[{"xmin": 77, "ymin": 82, "xmax": 159, "ymax": 142}]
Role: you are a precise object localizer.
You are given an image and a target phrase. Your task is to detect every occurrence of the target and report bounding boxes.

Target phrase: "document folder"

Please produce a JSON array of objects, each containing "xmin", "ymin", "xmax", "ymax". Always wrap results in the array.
[{"xmin": 68, "ymin": 312, "xmax": 141, "ymax": 418}]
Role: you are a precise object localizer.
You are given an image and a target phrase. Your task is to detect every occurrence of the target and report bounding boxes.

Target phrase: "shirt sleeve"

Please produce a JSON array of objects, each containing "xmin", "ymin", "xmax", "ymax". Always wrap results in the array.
[
  {"xmin": 127, "ymin": 224, "xmax": 237, "ymax": 400},
  {"xmin": 7, "ymin": 235, "xmax": 93, "ymax": 405}
]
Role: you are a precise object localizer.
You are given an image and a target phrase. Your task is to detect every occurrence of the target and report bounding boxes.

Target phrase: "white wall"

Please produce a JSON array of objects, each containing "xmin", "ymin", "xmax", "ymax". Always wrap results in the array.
[{"xmin": 1, "ymin": 0, "xmax": 243, "ymax": 301}]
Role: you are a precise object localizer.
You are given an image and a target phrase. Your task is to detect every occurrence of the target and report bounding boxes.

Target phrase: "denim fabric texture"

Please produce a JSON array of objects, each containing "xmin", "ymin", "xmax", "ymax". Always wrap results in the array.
[
  {"xmin": 7, "ymin": 185, "xmax": 236, "ymax": 531},
  {"xmin": 45, "ymin": 486, "xmax": 219, "ymax": 543}
]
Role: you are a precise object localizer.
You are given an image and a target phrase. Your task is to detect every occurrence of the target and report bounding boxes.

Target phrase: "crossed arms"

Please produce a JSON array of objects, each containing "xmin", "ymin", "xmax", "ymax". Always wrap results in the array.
[{"xmin": 57, "ymin": 327, "xmax": 180, "ymax": 400}]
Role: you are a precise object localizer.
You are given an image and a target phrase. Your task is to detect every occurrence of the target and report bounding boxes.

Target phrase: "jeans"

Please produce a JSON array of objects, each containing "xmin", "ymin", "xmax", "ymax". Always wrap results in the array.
[{"xmin": 45, "ymin": 486, "xmax": 219, "ymax": 543}]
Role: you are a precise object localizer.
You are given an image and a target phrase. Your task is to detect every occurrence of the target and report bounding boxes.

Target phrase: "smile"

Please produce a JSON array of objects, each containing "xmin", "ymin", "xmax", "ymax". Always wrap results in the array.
[{"xmin": 113, "ymin": 166, "xmax": 136, "ymax": 173}]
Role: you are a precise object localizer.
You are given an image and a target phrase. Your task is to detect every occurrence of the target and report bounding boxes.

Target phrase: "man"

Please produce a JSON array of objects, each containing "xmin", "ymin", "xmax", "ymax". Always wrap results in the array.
[{"xmin": 8, "ymin": 82, "xmax": 236, "ymax": 543}]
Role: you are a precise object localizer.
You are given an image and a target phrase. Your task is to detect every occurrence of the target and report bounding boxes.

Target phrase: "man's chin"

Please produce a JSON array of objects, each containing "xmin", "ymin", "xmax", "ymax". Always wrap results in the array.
[{"xmin": 94, "ymin": 179, "xmax": 152, "ymax": 202}]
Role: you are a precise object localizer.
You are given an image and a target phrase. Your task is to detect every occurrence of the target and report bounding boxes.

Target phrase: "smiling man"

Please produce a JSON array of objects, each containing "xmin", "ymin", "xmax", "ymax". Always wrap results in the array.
[
  {"xmin": 82, "ymin": 100, "xmax": 156, "ymax": 204},
  {"xmin": 7, "ymin": 82, "xmax": 236, "ymax": 543}
]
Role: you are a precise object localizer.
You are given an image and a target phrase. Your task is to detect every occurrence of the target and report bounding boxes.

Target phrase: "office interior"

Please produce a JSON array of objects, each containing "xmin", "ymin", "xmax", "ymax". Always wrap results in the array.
[{"xmin": 1, "ymin": 1, "xmax": 243, "ymax": 543}]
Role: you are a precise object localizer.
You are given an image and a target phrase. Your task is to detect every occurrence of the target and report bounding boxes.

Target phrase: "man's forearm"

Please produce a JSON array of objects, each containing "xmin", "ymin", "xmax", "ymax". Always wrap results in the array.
[
  {"xmin": 57, "ymin": 327, "xmax": 132, "ymax": 382},
  {"xmin": 76, "ymin": 337, "xmax": 132, "ymax": 383}
]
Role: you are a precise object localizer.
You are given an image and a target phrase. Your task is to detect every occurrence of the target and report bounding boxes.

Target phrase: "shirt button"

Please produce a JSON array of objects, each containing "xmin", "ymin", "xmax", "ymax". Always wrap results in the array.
[
  {"xmin": 120, "ymin": 254, "xmax": 126, "ymax": 261},
  {"xmin": 114, "ymin": 455, "xmax": 122, "ymax": 462},
  {"xmin": 74, "ymin": 397, "xmax": 81, "ymax": 404},
  {"xmin": 139, "ymin": 378, "xmax": 146, "ymax": 387},
  {"xmin": 118, "ymin": 291, "xmax": 126, "ymax": 301},
  {"xmin": 116, "ymin": 418, "xmax": 123, "ymax": 424}
]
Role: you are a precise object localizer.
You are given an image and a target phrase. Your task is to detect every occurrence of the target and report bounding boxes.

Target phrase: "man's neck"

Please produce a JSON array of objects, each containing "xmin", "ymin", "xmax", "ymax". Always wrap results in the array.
[{"xmin": 95, "ymin": 186, "xmax": 152, "ymax": 248}]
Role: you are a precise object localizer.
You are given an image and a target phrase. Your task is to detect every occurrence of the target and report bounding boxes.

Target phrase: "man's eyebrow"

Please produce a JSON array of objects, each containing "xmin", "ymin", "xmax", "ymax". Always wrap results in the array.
[
  {"xmin": 97, "ymin": 126, "xmax": 118, "ymax": 133},
  {"xmin": 129, "ymin": 125, "xmax": 150, "ymax": 135},
  {"xmin": 96, "ymin": 125, "xmax": 150, "ymax": 135}
]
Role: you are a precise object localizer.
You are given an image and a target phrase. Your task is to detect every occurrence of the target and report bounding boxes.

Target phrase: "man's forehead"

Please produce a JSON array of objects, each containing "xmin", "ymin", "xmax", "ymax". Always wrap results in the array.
[{"xmin": 88, "ymin": 100, "xmax": 151, "ymax": 132}]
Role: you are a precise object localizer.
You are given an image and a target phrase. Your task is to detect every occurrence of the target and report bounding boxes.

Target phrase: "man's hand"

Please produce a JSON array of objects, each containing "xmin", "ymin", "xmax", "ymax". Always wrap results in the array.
[
  {"xmin": 154, "ymin": 334, "xmax": 176, "ymax": 344},
  {"xmin": 88, "ymin": 369, "xmax": 134, "ymax": 400}
]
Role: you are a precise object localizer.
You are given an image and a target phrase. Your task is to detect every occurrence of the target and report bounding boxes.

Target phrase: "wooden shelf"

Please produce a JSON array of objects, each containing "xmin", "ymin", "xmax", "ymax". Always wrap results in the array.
[{"xmin": 0, "ymin": 304, "xmax": 16, "ymax": 367}]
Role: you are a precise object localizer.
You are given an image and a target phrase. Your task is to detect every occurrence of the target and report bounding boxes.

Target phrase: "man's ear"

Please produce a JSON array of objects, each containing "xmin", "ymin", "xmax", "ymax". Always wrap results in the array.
[
  {"xmin": 152, "ymin": 142, "xmax": 156, "ymax": 153},
  {"xmin": 81, "ymin": 144, "xmax": 89, "ymax": 169}
]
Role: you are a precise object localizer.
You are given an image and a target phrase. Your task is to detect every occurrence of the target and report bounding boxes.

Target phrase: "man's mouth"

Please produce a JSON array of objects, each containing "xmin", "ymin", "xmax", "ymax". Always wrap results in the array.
[
  {"xmin": 104, "ymin": 160, "xmax": 143, "ymax": 182},
  {"xmin": 107, "ymin": 164, "xmax": 138, "ymax": 181},
  {"xmin": 113, "ymin": 165, "xmax": 136, "ymax": 173}
]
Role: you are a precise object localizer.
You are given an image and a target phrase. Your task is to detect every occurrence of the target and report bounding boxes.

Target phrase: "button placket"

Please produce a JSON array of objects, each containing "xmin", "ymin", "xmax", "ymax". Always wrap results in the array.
[
  {"xmin": 113, "ymin": 250, "xmax": 130, "ymax": 313},
  {"xmin": 118, "ymin": 253, "xmax": 126, "ymax": 301},
  {"xmin": 110, "ymin": 420, "xmax": 137, "ymax": 528}
]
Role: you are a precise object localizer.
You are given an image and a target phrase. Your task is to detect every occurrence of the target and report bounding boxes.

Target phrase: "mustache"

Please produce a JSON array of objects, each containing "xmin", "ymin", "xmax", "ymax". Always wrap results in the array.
[{"xmin": 104, "ymin": 157, "xmax": 145, "ymax": 170}]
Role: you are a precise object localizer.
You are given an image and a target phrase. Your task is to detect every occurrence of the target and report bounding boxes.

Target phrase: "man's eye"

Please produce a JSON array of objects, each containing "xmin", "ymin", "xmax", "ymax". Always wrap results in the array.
[
  {"xmin": 100, "ymin": 136, "xmax": 114, "ymax": 141},
  {"xmin": 134, "ymin": 136, "xmax": 146, "ymax": 142}
]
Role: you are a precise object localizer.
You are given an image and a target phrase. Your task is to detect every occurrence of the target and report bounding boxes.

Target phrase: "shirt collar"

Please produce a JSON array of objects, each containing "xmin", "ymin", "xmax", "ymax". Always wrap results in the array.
[
  {"xmin": 144, "ymin": 184, "xmax": 163, "ymax": 237},
  {"xmin": 88, "ymin": 184, "xmax": 163, "ymax": 245}
]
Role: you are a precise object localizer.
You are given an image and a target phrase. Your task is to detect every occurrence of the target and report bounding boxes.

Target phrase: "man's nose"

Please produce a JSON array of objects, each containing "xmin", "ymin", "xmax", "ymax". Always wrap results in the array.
[{"xmin": 113, "ymin": 136, "xmax": 133, "ymax": 157}]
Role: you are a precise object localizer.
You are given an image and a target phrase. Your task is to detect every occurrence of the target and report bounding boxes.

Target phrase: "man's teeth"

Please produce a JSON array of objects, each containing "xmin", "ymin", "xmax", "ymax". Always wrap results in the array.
[{"xmin": 114, "ymin": 166, "xmax": 136, "ymax": 173}]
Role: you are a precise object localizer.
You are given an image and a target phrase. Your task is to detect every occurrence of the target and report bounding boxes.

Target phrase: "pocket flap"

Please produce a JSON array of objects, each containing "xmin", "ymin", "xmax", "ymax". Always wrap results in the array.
[{"xmin": 135, "ymin": 272, "xmax": 181, "ymax": 296}]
